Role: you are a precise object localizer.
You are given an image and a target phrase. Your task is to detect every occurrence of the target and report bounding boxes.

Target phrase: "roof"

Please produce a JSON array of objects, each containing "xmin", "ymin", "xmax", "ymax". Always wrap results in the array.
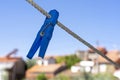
[
  {"xmin": 27, "ymin": 64, "xmax": 65, "ymax": 73},
  {"xmin": 98, "ymin": 50, "xmax": 120, "ymax": 63},
  {"xmin": 88, "ymin": 46, "xmax": 107, "ymax": 54},
  {"xmin": 0, "ymin": 57, "xmax": 22, "ymax": 62}
]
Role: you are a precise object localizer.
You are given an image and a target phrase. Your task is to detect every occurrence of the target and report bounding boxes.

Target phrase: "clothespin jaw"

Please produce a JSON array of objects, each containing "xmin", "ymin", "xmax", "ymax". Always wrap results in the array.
[{"xmin": 27, "ymin": 9, "xmax": 59, "ymax": 59}]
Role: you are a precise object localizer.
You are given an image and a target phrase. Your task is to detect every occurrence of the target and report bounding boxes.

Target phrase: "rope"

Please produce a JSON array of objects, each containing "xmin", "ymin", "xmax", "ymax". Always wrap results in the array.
[{"xmin": 26, "ymin": 0, "xmax": 120, "ymax": 68}]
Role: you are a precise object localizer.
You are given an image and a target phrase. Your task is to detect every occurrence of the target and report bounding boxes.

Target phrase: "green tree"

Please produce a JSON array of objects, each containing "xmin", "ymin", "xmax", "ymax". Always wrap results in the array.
[
  {"xmin": 56, "ymin": 54, "xmax": 80, "ymax": 68},
  {"xmin": 36, "ymin": 73, "xmax": 47, "ymax": 80},
  {"xmin": 65, "ymin": 55, "xmax": 80, "ymax": 68}
]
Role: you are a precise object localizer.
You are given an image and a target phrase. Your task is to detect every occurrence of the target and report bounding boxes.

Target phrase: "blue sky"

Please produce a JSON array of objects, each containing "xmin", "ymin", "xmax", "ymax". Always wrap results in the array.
[{"xmin": 0, "ymin": 0, "xmax": 120, "ymax": 59}]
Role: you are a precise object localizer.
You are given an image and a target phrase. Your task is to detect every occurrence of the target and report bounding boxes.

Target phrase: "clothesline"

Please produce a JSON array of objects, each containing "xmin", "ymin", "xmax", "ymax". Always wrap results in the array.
[{"xmin": 26, "ymin": 0, "xmax": 120, "ymax": 68}]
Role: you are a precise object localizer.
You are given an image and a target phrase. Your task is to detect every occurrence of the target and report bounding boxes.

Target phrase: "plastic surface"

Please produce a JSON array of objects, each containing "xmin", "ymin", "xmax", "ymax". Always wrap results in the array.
[{"xmin": 27, "ymin": 10, "xmax": 59, "ymax": 59}]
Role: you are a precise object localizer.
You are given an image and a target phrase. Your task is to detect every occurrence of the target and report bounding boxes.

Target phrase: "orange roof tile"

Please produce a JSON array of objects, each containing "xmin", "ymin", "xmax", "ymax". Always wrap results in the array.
[
  {"xmin": 98, "ymin": 50, "xmax": 120, "ymax": 63},
  {"xmin": 27, "ymin": 64, "xmax": 65, "ymax": 73},
  {"xmin": 88, "ymin": 46, "xmax": 107, "ymax": 54},
  {"xmin": 0, "ymin": 57, "xmax": 22, "ymax": 62}
]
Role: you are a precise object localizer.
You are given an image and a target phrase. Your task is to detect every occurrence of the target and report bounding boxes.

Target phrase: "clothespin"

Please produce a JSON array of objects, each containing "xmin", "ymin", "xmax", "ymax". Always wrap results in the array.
[{"xmin": 27, "ymin": 9, "xmax": 59, "ymax": 59}]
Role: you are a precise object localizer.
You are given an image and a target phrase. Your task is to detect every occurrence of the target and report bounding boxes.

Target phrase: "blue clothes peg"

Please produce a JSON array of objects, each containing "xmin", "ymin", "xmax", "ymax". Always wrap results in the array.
[{"xmin": 27, "ymin": 9, "xmax": 59, "ymax": 59}]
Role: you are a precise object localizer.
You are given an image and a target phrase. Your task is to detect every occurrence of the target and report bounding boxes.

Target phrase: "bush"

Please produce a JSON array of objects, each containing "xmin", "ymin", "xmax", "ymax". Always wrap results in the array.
[
  {"xmin": 36, "ymin": 73, "xmax": 47, "ymax": 80},
  {"xmin": 56, "ymin": 54, "xmax": 80, "ymax": 68},
  {"xmin": 70, "ymin": 72, "xmax": 117, "ymax": 80},
  {"xmin": 51, "ymin": 75, "xmax": 69, "ymax": 80},
  {"xmin": 93, "ymin": 73, "xmax": 117, "ymax": 80},
  {"xmin": 49, "ymin": 72, "xmax": 117, "ymax": 80}
]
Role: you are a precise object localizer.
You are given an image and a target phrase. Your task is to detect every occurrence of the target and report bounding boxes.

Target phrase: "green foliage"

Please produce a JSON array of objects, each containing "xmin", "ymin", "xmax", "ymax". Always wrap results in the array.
[
  {"xmin": 70, "ymin": 72, "xmax": 117, "ymax": 80},
  {"xmin": 36, "ymin": 73, "xmax": 47, "ymax": 80},
  {"xmin": 65, "ymin": 55, "xmax": 80, "ymax": 68},
  {"xmin": 49, "ymin": 72, "xmax": 117, "ymax": 80},
  {"xmin": 50, "ymin": 75, "xmax": 69, "ymax": 80},
  {"xmin": 52, "ymin": 72, "xmax": 117, "ymax": 80},
  {"xmin": 25, "ymin": 59, "xmax": 36, "ymax": 69},
  {"xmin": 56, "ymin": 54, "xmax": 80, "ymax": 68},
  {"xmin": 83, "ymin": 72, "xmax": 93, "ymax": 80},
  {"xmin": 56, "ymin": 56, "xmax": 65, "ymax": 63},
  {"xmin": 93, "ymin": 73, "xmax": 117, "ymax": 80}
]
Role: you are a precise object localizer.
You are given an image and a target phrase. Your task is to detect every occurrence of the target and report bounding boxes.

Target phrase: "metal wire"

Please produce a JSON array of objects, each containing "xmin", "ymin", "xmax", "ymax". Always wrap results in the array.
[{"xmin": 26, "ymin": 0, "xmax": 120, "ymax": 68}]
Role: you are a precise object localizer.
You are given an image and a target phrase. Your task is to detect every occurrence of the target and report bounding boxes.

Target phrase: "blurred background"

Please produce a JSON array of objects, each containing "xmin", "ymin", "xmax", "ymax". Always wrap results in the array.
[{"xmin": 0, "ymin": 0, "xmax": 120, "ymax": 80}]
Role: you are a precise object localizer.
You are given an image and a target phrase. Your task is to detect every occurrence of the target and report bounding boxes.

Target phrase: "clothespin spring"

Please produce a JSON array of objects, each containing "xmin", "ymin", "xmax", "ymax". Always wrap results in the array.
[{"xmin": 40, "ymin": 23, "xmax": 53, "ymax": 36}]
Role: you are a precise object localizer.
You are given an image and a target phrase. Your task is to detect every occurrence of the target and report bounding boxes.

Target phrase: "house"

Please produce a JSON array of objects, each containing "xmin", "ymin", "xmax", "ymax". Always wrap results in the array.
[
  {"xmin": 75, "ymin": 46, "xmax": 107, "ymax": 61},
  {"xmin": 87, "ymin": 48, "xmax": 120, "ymax": 73},
  {"xmin": 71, "ymin": 61, "xmax": 94, "ymax": 73},
  {"xmin": 26, "ymin": 63, "xmax": 66, "ymax": 79},
  {"xmin": 76, "ymin": 50, "xmax": 86, "ymax": 60},
  {"xmin": 36, "ymin": 56, "xmax": 56, "ymax": 66},
  {"xmin": 0, "ymin": 49, "xmax": 27, "ymax": 80},
  {"xmin": 88, "ymin": 46, "xmax": 107, "ymax": 55},
  {"xmin": 87, "ymin": 47, "xmax": 108, "ymax": 73},
  {"xmin": 98, "ymin": 50, "xmax": 120, "ymax": 64},
  {"xmin": 75, "ymin": 47, "xmax": 120, "ymax": 73},
  {"xmin": 26, "ymin": 56, "xmax": 66, "ymax": 79},
  {"xmin": 98, "ymin": 50, "xmax": 120, "ymax": 73}
]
